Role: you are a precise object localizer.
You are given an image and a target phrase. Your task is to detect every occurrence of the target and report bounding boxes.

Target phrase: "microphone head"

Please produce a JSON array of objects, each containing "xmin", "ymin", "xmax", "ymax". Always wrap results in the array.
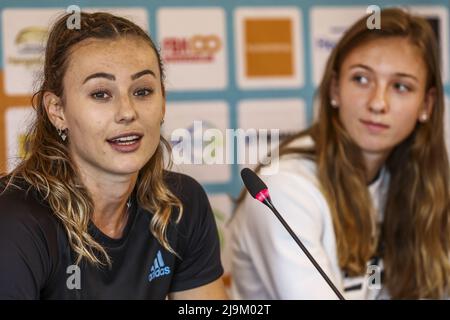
[{"xmin": 240, "ymin": 168, "xmax": 268, "ymax": 199}]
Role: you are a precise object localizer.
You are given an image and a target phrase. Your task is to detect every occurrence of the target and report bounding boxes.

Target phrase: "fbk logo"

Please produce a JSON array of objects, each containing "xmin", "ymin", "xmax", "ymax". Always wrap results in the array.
[{"xmin": 148, "ymin": 250, "xmax": 171, "ymax": 282}]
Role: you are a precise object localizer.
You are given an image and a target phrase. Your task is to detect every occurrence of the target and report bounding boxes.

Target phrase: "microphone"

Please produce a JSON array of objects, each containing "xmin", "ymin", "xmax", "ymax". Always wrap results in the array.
[{"xmin": 240, "ymin": 167, "xmax": 345, "ymax": 300}]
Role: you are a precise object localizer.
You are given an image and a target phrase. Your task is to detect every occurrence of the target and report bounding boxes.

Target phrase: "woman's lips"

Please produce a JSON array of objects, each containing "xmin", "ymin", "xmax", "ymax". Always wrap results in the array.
[
  {"xmin": 360, "ymin": 119, "xmax": 390, "ymax": 133},
  {"xmin": 108, "ymin": 138, "xmax": 142, "ymax": 153},
  {"xmin": 107, "ymin": 135, "xmax": 143, "ymax": 153}
]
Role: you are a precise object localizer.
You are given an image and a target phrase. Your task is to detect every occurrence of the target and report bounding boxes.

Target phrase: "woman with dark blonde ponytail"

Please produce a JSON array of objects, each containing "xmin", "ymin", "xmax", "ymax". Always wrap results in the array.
[
  {"xmin": 0, "ymin": 11, "xmax": 227, "ymax": 299},
  {"xmin": 231, "ymin": 8, "xmax": 450, "ymax": 299}
]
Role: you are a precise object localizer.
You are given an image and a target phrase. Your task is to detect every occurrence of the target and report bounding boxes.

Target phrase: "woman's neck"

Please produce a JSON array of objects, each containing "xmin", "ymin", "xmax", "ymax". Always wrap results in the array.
[
  {"xmin": 78, "ymin": 167, "xmax": 137, "ymax": 239},
  {"xmin": 363, "ymin": 151, "xmax": 389, "ymax": 184}
]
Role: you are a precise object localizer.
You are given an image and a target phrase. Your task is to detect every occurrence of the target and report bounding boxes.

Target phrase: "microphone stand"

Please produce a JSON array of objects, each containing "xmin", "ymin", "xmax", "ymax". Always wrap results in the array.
[{"xmin": 263, "ymin": 197, "xmax": 345, "ymax": 300}]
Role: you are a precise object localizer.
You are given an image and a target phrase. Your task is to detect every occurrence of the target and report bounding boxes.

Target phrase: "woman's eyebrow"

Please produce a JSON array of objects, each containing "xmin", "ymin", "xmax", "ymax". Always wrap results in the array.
[{"xmin": 82, "ymin": 69, "xmax": 156, "ymax": 84}]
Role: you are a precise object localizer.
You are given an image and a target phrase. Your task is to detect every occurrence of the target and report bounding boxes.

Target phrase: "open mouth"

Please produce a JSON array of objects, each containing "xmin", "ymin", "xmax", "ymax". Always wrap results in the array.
[
  {"xmin": 107, "ymin": 135, "xmax": 142, "ymax": 145},
  {"xmin": 106, "ymin": 133, "xmax": 143, "ymax": 152}
]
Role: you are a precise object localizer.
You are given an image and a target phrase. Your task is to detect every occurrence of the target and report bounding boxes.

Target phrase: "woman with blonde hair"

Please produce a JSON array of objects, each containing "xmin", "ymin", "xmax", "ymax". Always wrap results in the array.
[
  {"xmin": 230, "ymin": 8, "xmax": 450, "ymax": 299},
  {"xmin": 0, "ymin": 11, "xmax": 227, "ymax": 299}
]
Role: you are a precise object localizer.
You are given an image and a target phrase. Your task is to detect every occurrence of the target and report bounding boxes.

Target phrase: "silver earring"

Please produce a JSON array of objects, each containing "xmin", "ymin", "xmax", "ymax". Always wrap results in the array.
[
  {"xmin": 330, "ymin": 99, "xmax": 338, "ymax": 107},
  {"xmin": 57, "ymin": 128, "xmax": 67, "ymax": 141}
]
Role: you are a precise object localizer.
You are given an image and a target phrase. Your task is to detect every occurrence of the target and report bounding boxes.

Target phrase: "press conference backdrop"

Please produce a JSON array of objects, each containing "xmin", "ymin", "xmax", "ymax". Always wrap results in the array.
[{"xmin": 1, "ymin": 0, "xmax": 449, "ymax": 287}]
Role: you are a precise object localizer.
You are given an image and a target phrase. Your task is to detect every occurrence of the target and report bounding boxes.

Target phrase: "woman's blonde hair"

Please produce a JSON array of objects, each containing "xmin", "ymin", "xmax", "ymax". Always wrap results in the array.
[
  {"xmin": 239, "ymin": 7, "xmax": 450, "ymax": 299},
  {"xmin": 3, "ymin": 12, "xmax": 183, "ymax": 266}
]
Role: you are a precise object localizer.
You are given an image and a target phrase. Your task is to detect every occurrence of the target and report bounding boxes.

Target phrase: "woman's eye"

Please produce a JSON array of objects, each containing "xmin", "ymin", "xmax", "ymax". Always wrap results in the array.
[
  {"xmin": 394, "ymin": 82, "xmax": 411, "ymax": 93},
  {"xmin": 134, "ymin": 88, "xmax": 153, "ymax": 97},
  {"xmin": 91, "ymin": 91, "xmax": 111, "ymax": 100},
  {"xmin": 352, "ymin": 75, "xmax": 369, "ymax": 85}
]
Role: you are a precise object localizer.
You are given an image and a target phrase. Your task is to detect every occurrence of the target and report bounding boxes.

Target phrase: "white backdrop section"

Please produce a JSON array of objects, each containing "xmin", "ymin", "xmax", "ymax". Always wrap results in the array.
[
  {"xmin": 5, "ymin": 106, "xmax": 34, "ymax": 171},
  {"xmin": 162, "ymin": 100, "xmax": 231, "ymax": 183},
  {"xmin": 2, "ymin": 7, "xmax": 148, "ymax": 96},
  {"xmin": 237, "ymin": 98, "xmax": 307, "ymax": 172},
  {"xmin": 234, "ymin": 7, "xmax": 304, "ymax": 89},
  {"xmin": 311, "ymin": 5, "xmax": 449, "ymax": 85},
  {"xmin": 158, "ymin": 8, "xmax": 227, "ymax": 91}
]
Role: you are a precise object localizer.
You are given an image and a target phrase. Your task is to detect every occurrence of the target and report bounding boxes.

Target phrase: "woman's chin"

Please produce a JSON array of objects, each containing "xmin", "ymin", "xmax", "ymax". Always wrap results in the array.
[{"xmin": 107, "ymin": 162, "xmax": 146, "ymax": 176}]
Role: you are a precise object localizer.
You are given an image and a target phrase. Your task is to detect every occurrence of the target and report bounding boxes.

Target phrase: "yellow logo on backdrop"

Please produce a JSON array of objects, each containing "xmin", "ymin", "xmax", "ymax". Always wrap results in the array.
[
  {"xmin": 8, "ymin": 26, "xmax": 47, "ymax": 69},
  {"xmin": 15, "ymin": 27, "xmax": 47, "ymax": 46},
  {"xmin": 244, "ymin": 18, "xmax": 294, "ymax": 77}
]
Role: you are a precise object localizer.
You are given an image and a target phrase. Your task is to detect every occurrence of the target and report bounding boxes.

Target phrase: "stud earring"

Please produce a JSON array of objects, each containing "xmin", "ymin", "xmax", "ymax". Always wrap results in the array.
[
  {"xmin": 330, "ymin": 99, "xmax": 338, "ymax": 107},
  {"xmin": 420, "ymin": 113, "xmax": 428, "ymax": 122}
]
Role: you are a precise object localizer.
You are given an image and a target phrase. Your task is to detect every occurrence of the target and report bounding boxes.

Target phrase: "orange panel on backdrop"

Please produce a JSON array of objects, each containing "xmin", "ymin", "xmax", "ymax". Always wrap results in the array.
[{"xmin": 245, "ymin": 18, "xmax": 293, "ymax": 77}]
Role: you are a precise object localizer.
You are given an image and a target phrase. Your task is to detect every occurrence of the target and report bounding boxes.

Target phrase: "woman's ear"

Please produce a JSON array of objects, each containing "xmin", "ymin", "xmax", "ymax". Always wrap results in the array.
[
  {"xmin": 43, "ymin": 92, "xmax": 66, "ymax": 129},
  {"xmin": 419, "ymin": 87, "xmax": 436, "ymax": 122}
]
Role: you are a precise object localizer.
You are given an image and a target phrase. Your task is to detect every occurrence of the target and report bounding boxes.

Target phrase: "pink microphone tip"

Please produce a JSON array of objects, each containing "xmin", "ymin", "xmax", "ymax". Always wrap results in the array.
[{"xmin": 255, "ymin": 189, "xmax": 271, "ymax": 203}]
